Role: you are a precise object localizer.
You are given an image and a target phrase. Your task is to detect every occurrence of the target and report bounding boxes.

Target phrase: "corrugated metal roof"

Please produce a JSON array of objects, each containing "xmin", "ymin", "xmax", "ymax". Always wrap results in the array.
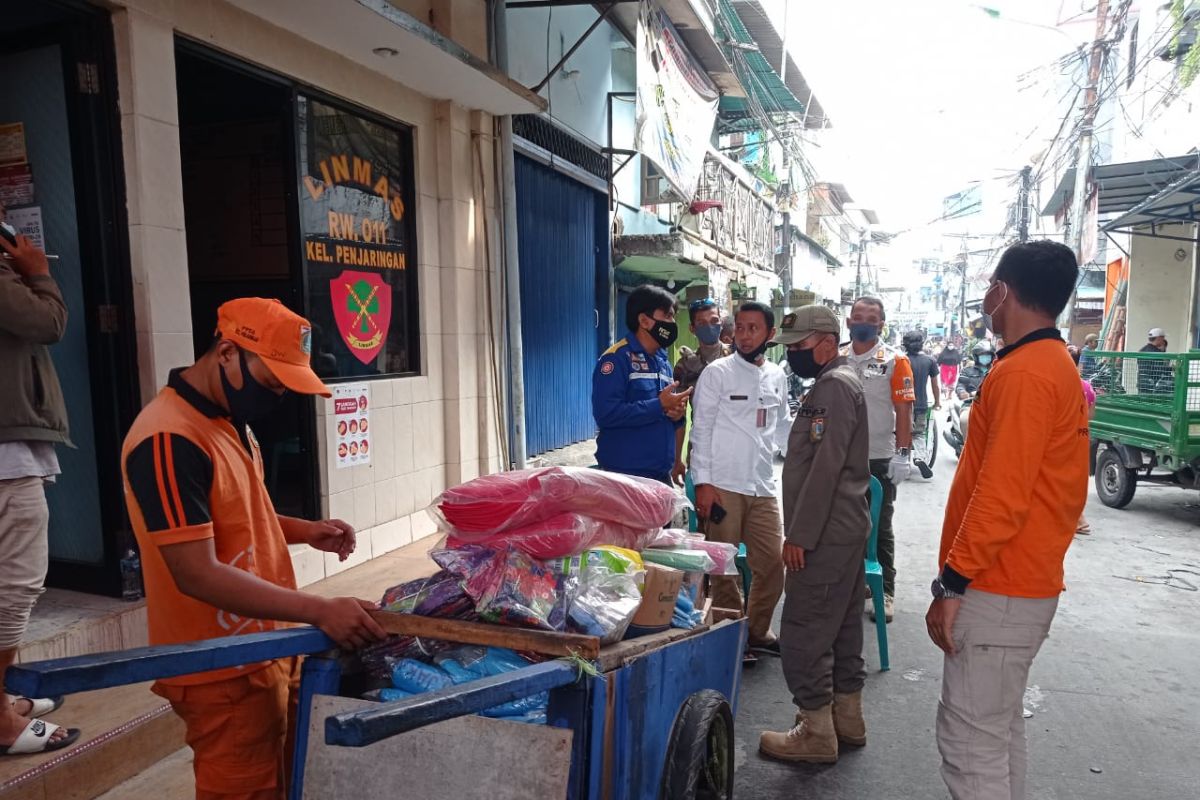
[
  {"xmin": 728, "ymin": 0, "xmax": 830, "ymax": 129},
  {"xmin": 1040, "ymin": 155, "xmax": 1200, "ymax": 217}
]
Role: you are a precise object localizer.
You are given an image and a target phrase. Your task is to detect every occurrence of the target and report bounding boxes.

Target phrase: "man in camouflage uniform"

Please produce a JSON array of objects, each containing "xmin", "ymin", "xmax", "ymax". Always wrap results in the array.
[{"xmin": 671, "ymin": 298, "xmax": 730, "ymax": 485}]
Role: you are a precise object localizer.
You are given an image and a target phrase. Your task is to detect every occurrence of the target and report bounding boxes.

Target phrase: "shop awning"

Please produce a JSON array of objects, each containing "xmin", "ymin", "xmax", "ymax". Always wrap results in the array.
[
  {"xmin": 226, "ymin": 0, "xmax": 545, "ymax": 116},
  {"xmin": 725, "ymin": 0, "xmax": 830, "ymax": 128},
  {"xmin": 1102, "ymin": 166, "xmax": 1200, "ymax": 240},
  {"xmin": 1040, "ymin": 155, "xmax": 1200, "ymax": 218},
  {"xmin": 715, "ymin": 0, "xmax": 805, "ymax": 118}
]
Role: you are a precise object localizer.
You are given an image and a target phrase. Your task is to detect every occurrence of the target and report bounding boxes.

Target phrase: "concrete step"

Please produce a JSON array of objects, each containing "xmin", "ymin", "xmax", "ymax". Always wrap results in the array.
[
  {"xmin": 94, "ymin": 748, "xmax": 192, "ymax": 800},
  {"xmin": 0, "ymin": 682, "xmax": 184, "ymax": 800}
]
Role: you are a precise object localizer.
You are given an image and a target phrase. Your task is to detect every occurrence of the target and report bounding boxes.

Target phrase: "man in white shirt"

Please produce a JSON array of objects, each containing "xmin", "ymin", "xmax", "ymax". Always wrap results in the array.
[
  {"xmin": 844, "ymin": 297, "xmax": 915, "ymax": 622},
  {"xmin": 691, "ymin": 302, "xmax": 791, "ymax": 654}
]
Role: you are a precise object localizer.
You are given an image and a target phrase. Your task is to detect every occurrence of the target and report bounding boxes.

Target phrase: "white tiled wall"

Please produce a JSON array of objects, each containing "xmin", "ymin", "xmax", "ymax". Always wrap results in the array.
[{"xmin": 113, "ymin": 2, "xmax": 508, "ymax": 589}]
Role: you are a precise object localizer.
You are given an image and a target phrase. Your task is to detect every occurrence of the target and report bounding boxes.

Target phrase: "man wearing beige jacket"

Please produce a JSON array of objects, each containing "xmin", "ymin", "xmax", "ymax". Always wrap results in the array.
[{"xmin": 0, "ymin": 232, "xmax": 79, "ymax": 755}]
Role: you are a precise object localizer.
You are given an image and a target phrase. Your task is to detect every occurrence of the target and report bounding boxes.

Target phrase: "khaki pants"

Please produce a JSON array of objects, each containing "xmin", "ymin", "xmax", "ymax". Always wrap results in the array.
[
  {"xmin": 937, "ymin": 589, "xmax": 1059, "ymax": 800},
  {"xmin": 0, "ymin": 477, "xmax": 49, "ymax": 650},
  {"xmin": 702, "ymin": 491, "xmax": 783, "ymax": 644}
]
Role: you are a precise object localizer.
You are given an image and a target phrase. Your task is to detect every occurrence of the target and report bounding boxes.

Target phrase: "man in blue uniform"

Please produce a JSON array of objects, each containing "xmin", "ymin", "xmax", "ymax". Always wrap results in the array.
[{"xmin": 592, "ymin": 285, "xmax": 692, "ymax": 482}]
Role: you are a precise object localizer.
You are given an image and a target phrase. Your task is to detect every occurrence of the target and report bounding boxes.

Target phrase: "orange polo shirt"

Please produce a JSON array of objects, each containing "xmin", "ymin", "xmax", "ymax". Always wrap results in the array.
[
  {"xmin": 939, "ymin": 330, "xmax": 1089, "ymax": 598},
  {"xmin": 121, "ymin": 369, "xmax": 297, "ymax": 686}
]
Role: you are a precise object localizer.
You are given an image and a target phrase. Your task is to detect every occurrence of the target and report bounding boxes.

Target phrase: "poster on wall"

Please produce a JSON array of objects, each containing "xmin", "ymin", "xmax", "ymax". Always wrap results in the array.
[
  {"xmin": 634, "ymin": 3, "xmax": 719, "ymax": 202},
  {"xmin": 333, "ymin": 383, "xmax": 371, "ymax": 469},
  {"xmin": 299, "ymin": 96, "xmax": 418, "ymax": 381},
  {"xmin": 0, "ymin": 123, "xmax": 27, "ymax": 167},
  {"xmin": 0, "ymin": 164, "xmax": 34, "ymax": 206}
]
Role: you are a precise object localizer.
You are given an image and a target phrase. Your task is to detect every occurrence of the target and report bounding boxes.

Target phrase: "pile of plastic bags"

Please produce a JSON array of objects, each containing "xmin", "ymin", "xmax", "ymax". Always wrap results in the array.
[{"xmin": 431, "ymin": 467, "xmax": 681, "ymax": 558}]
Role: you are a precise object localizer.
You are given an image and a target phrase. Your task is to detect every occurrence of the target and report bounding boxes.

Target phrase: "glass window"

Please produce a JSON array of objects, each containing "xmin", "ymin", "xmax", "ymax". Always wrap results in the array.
[{"xmin": 298, "ymin": 96, "xmax": 419, "ymax": 379}]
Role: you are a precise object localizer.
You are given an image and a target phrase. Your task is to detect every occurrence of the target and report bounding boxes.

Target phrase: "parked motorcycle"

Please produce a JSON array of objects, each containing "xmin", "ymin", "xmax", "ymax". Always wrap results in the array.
[{"xmin": 943, "ymin": 383, "xmax": 974, "ymax": 458}]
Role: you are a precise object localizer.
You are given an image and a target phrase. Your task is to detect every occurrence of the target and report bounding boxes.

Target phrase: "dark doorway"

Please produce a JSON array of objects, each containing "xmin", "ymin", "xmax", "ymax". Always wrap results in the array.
[
  {"xmin": 0, "ymin": 2, "xmax": 139, "ymax": 595},
  {"xmin": 175, "ymin": 45, "xmax": 317, "ymax": 519}
]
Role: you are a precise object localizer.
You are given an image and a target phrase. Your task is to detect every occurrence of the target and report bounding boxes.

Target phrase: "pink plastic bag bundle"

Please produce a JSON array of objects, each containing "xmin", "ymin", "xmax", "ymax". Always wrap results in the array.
[
  {"xmin": 445, "ymin": 512, "xmax": 658, "ymax": 559},
  {"xmin": 431, "ymin": 467, "xmax": 681, "ymax": 536},
  {"xmin": 648, "ymin": 529, "xmax": 739, "ymax": 576}
]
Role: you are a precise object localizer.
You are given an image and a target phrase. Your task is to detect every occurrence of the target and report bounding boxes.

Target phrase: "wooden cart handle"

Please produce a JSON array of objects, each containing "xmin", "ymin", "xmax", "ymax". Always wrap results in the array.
[{"xmin": 369, "ymin": 610, "xmax": 601, "ymax": 660}]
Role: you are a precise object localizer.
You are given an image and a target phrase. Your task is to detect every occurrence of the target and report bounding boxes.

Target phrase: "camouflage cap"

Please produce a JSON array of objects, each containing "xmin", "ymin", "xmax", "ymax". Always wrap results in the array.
[{"xmin": 772, "ymin": 304, "xmax": 841, "ymax": 345}]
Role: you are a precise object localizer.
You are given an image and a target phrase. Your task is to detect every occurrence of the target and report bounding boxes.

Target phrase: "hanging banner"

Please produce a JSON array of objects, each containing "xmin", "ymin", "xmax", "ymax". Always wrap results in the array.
[{"xmin": 635, "ymin": 1, "xmax": 719, "ymax": 202}]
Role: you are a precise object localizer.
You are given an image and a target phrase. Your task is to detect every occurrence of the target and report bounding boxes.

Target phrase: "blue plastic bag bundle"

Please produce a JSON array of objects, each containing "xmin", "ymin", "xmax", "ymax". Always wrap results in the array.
[
  {"xmin": 671, "ymin": 587, "xmax": 704, "ymax": 630},
  {"xmin": 390, "ymin": 658, "xmax": 455, "ymax": 694},
  {"xmin": 385, "ymin": 647, "xmax": 548, "ymax": 724}
]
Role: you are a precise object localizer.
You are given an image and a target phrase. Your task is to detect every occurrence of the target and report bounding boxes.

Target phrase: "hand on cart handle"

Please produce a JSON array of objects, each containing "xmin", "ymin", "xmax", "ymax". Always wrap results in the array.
[{"xmin": 314, "ymin": 597, "xmax": 387, "ymax": 651}]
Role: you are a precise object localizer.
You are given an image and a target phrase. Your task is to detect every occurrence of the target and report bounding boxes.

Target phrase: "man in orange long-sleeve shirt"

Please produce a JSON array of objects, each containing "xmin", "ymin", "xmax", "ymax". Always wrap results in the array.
[{"xmin": 926, "ymin": 241, "xmax": 1089, "ymax": 800}]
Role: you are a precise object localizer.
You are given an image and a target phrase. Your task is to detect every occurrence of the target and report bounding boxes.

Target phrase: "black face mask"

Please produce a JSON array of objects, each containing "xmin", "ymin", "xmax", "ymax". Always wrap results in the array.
[
  {"xmin": 649, "ymin": 319, "xmax": 678, "ymax": 348},
  {"xmin": 787, "ymin": 347, "xmax": 824, "ymax": 379},
  {"xmin": 221, "ymin": 349, "xmax": 284, "ymax": 423},
  {"xmin": 738, "ymin": 339, "xmax": 771, "ymax": 363}
]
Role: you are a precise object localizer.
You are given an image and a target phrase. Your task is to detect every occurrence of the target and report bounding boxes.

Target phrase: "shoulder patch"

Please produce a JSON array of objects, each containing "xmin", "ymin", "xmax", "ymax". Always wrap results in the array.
[
  {"xmin": 600, "ymin": 361, "xmax": 614, "ymax": 375},
  {"xmin": 602, "ymin": 338, "xmax": 628, "ymax": 357}
]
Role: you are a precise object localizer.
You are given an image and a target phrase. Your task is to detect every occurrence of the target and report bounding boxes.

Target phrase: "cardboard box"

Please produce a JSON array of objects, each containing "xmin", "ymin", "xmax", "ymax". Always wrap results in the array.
[{"xmin": 632, "ymin": 563, "xmax": 684, "ymax": 628}]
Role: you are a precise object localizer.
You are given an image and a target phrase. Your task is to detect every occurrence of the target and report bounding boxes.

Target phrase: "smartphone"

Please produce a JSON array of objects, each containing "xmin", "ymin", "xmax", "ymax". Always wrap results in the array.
[
  {"xmin": 709, "ymin": 502, "xmax": 727, "ymax": 524},
  {"xmin": 0, "ymin": 222, "xmax": 16, "ymax": 247}
]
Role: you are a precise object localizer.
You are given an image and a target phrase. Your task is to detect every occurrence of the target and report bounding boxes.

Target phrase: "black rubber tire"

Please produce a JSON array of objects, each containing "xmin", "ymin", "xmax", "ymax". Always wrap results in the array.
[
  {"xmin": 660, "ymin": 689, "xmax": 735, "ymax": 800},
  {"xmin": 1095, "ymin": 448, "xmax": 1137, "ymax": 509}
]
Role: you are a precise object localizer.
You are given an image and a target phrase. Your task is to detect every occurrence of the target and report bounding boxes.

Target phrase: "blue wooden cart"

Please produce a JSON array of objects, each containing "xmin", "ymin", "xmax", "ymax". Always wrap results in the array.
[{"xmin": 6, "ymin": 615, "xmax": 746, "ymax": 799}]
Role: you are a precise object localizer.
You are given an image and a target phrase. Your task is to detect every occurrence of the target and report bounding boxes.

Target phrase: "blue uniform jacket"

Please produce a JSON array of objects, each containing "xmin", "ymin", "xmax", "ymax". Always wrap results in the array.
[{"xmin": 591, "ymin": 335, "xmax": 682, "ymax": 480}]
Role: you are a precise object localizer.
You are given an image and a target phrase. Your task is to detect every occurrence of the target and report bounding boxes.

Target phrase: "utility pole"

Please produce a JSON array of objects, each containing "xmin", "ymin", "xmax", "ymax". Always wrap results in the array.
[
  {"xmin": 1064, "ymin": 0, "xmax": 1110, "ymax": 328},
  {"xmin": 1017, "ymin": 165, "xmax": 1032, "ymax": 243},
  {"xmin": 781, "ymin": 137, "xmax": 793, "ymax": 298},
  {"xmin": 854, "ymin": 231, "xmax": 866, "ymax": 297}
]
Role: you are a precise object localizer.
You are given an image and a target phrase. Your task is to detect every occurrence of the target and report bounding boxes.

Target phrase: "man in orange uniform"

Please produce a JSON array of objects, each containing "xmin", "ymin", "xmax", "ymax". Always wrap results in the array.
[
  {"xmin": 121, "ymin": 298, "xmax": 385, "ymax": 799},
  {"xmin": 926, "ymin": 241, "xmax": 1088, "ymax": 800}
]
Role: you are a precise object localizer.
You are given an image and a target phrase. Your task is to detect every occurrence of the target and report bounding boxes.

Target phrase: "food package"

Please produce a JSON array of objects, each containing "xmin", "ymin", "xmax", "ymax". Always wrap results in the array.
[
  {"xmin": 545, "ymin": 546, "xmax": 645, "ymax": 644},
  {"xmin": 648, "ymin": 530, "xmax": 738, "ymax": 576},
  {"xmin": 640, "ymin": 548, "xmax": 717, "ymax": 574},
  {"xmin": 445, "ymin": 512, "xmax": 658, "ymax": 559},
  {"xmin": 430, "ymin": 466, "xmax": 683, "ymax": 536},
  {"xmin": 380, "ymin": 570, "xmax": 470, "ymax": 615},
  {"xmin": 432, "ymin": 546, "xmax": 565, "ymax": 630}
]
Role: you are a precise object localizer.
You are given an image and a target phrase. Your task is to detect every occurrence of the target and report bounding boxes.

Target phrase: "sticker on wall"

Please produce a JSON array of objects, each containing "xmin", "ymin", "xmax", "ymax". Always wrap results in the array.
[
  {"xmin": 333, "ymin": 383, "xmax": 371, "ymax": 469},
  {"xmin": 330, "ymin": 270, "xmax": 393, "ymax": 365}
]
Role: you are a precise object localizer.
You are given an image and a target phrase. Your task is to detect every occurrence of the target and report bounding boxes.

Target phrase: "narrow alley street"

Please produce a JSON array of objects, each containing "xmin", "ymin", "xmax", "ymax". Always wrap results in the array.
[{"xmin": 735, "ymin": 448, "xmax": 1200, "ymax": 799}]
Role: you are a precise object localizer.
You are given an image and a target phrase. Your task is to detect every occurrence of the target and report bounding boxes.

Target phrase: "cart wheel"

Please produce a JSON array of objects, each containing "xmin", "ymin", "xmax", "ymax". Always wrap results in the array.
[
  {"xmin": 660, "ymin": 690, "xmax": 734, "ymax": 800},
  {"xmin": 1095, "ymin": 448, "xmax": 1137, "ymax": 509}
]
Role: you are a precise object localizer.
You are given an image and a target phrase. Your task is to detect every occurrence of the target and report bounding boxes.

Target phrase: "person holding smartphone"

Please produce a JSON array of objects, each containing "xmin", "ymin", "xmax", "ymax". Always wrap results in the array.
[
  {"xmin": 0, "ymin": 228, "xmax": 81, "ymax": 755},
  {"xmin": 690, "ymin": 302, "xmax": 791, "ymax": 665}
]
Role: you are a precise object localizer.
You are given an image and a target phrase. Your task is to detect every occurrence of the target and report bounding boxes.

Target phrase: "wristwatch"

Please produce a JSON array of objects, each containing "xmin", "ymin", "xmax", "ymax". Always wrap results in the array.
[{"xmin": 931, "ymin": 577, "xmax": 963, "ymax": 600}]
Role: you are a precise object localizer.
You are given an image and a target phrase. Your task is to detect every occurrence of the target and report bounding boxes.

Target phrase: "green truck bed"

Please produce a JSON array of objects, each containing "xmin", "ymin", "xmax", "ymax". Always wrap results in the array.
[{"xmin": 1088, "ymin": 350, "xmax": 1200, "ymax": 465}]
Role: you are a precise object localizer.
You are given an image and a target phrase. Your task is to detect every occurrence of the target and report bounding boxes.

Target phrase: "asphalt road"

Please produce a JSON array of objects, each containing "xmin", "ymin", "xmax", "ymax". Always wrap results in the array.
[{"xmin": 734, "ymin": 442, "xmax": 1200, "ymax": 799}]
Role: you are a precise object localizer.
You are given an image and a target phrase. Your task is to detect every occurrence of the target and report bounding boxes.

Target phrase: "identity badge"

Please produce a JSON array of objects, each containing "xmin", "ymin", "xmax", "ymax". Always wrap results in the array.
[{"xmin": 811, "ymin": 418, "xmax": 825, "ymax": 442}]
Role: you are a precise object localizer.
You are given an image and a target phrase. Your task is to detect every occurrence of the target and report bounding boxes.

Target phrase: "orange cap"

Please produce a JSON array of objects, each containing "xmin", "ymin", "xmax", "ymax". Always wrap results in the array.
[{"xmin": 216, "ymin": 298, "xmax": 331, "ymax": 397}]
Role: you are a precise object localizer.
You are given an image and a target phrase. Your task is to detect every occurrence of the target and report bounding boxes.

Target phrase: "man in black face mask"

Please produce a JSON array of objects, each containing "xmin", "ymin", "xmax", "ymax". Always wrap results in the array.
[
  {"xmin": 690, "ymin": 302, "xmax": 790, "ymax": 661},
  {"xmin": 592, "ymin": 285, "xmax": 692, "ymax": 482},
  {"xmin": 760, "ymin": 305, "xmax": 872, "ymax": 765},
  {"xmin": 120, "ymin": 297, "xmax": 385, "ymax": 797}
]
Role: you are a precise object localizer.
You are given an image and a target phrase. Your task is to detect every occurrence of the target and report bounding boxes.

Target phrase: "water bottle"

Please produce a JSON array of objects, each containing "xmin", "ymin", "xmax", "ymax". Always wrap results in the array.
[{"xmin": 120, "ymin": 549, "xmax": 143, "ymax": 601}]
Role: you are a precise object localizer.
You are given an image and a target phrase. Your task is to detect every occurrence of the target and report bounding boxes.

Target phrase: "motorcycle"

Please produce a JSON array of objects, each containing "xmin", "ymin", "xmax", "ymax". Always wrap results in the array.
[{"xmin": 943, "ymin": 383, "xmax": 974, "ymax": 458}]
